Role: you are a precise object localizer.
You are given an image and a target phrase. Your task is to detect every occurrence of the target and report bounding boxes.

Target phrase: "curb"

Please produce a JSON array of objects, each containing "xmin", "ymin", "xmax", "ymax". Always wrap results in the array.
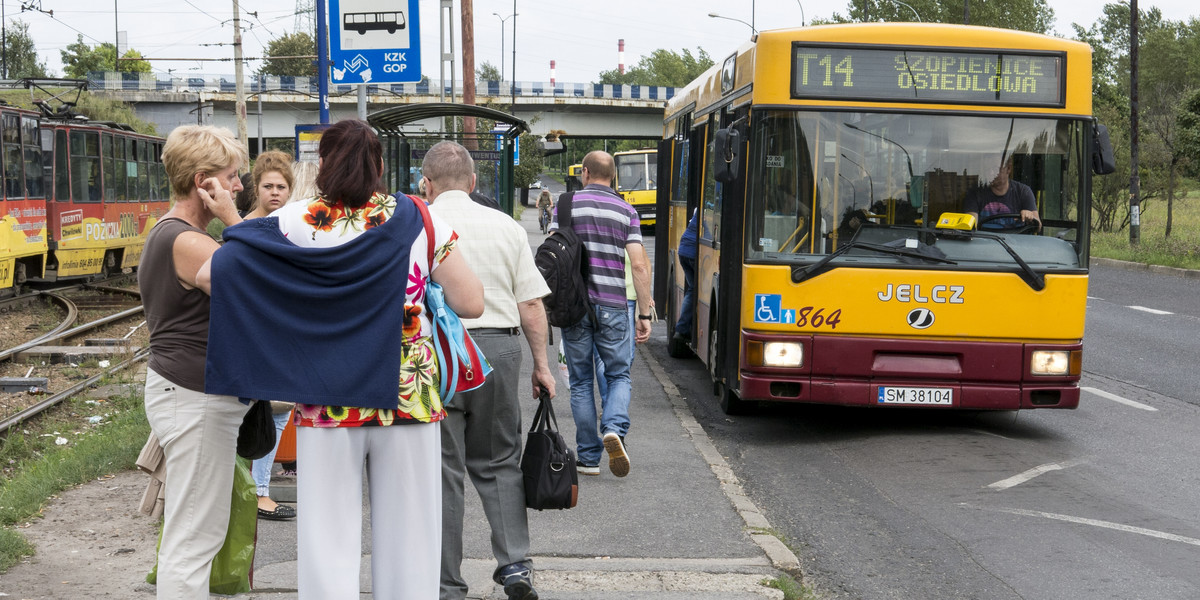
[
  {"xmin": 641, "ymin": 348, "xmax": 805, "ymax": 578},
  {"xmin": 1092, "ymin": 257, "xmax": 1200, "ymax": 279}
]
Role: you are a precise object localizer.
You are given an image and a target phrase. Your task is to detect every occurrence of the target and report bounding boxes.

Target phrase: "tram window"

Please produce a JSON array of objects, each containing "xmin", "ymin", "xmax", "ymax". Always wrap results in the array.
[
  {"xmin": 21, "ymin": 115, "xmax": 41, "ymax": 197},
  {"xmin": 2, "ymin": 113, "xmax": 18, "ymax": 145},
  {"xmin": 71, "ymin": 130, "xmax": 102, "ymax": 202},
  {"xmin": 103, "ymin": 134, "xmax": 118, "ymax": 201},
  {"xmin": 21, "ymin": 115, "xmax": 40, "ymax": 198},
  {"xmin": 3, "ymin": 113, "xmax": 22, "ymax": 198},
  {"xmin": 55, "ymin": 130, "xmax": 69, "ymax": 201},
  {"xmin": 24, "ymin": 147, "xmax": 43, "ymax": 198},
  {"xmin": 40, "ymin": 129, "xmax": 53, "ymax": 200}
]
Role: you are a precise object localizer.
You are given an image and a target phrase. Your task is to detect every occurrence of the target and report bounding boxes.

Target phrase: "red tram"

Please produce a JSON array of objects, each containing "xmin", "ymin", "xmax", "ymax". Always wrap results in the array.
[{"xmin": 0, "ymin": 99, "xmax": 169, "ymax": 295}]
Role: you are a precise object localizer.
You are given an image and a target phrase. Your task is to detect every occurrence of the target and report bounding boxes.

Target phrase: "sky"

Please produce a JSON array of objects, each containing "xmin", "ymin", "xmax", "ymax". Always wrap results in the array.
[{"xmin": 10, "ymin": 0, "xmax": 1199, "ymax": 85}]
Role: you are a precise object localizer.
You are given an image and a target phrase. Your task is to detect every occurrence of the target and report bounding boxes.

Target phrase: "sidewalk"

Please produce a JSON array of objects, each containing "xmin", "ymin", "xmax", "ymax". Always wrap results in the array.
[{"xmin": 242, "ymin": 338, "xmax": 792, "ymax": 599}]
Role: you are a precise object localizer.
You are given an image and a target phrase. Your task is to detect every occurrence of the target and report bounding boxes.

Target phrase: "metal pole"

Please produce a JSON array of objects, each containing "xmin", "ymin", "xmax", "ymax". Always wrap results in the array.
[
  {"xmin": 964, "ymin": 0, "xmax": 969, "ymax": 24},
  {"xmin": 114, "ymin": 0, "xmax": 119, "ymax": 71},
  {"xmin": 1129, "ymin": 0, "xmax": 1140, "ymax": 245},
  {"xmin": 357, "ymin": 84, "xmax": 367, "ymax": 119},
  {"xmin": 316, "ymin": 0, "xmax": 330, "ymax": 124},
  {"xmin": 510, "ymin": 0, "xmax": 516, "ymax": 106},
  {"xmin": 257, "ymin": 73, "xmax": 264, "ymax": 154},
  {"xmin": 233, "ymin": 0, "xmax": 249, "ymax": 155}
]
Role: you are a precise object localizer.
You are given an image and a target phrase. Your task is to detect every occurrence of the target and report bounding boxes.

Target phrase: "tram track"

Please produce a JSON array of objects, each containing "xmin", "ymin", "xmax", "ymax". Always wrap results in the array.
[{"xmin": 0, "ymin": 278, "xmax": 148, "ymax": 436}]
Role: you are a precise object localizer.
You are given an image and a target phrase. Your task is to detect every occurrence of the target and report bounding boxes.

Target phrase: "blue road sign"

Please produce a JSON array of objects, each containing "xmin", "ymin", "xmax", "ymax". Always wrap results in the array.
[{"xmin": 329, "ymin": 0, "xmax": 421, "ymax": 84}]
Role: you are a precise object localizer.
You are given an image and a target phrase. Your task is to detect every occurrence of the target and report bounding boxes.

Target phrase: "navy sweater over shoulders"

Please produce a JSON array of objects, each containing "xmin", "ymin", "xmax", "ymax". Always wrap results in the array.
[{"xmin": 205, "ymin": 201, "xmax": 424, "ymax": 409}]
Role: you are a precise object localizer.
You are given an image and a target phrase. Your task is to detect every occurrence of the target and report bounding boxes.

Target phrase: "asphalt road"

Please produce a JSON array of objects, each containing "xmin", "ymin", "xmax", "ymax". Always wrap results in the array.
[{"xmin": 645, "ymin": 261, "xmax": 1200, "ymax": 599}]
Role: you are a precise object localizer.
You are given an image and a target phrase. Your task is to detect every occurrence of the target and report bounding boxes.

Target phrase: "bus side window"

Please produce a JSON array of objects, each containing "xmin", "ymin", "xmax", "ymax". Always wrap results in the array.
[{"xmin": 701, "ymin": 125, "xmax": 720, "ymax": 243}]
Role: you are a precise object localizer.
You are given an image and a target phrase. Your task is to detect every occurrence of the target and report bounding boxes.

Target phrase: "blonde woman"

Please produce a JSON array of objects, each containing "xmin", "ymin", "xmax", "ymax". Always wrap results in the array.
[{"xmin": 139, "ymin": 125, "xmax": 246, "ymax": 600}]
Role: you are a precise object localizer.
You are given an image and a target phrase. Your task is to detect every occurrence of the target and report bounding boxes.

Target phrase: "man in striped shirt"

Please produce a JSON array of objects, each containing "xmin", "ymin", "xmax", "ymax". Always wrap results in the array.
[{"xmin": 550, "ymin": 151, "xmax": 653, "ymax": 478}]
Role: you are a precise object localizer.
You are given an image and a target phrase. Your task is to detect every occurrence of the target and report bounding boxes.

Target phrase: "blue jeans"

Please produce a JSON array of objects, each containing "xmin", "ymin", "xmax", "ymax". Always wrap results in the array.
[
  {"xmin": 675, "ymin": 254, "xmax": 697, "ymax": 339},
  {"xmin": 596, "ymin": 299, "xmax": 637, "ymax": 403},
  {"xmin": 563, "ymin": 303, "xmax": 632, "ymax": 467},
  {"xmin": 251, "ymin": 409, "xmax": 292, "ymax": 497}
]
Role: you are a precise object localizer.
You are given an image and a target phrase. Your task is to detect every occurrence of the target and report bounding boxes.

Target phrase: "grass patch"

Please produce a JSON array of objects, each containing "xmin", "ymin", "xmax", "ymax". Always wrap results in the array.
[
  {"xmin": 1092, "ymin": 186, "xmax": 1200, "ymax": 270},
  {"xmin": 763, "ymin": 573, "xmax": 821, "ymax": 600},
  {"xmin": 0, "ymin": 371, "xmax": 148, "ymax": 572},
  {"xmin": 748, "ymin": 527, "xmax": 823, "ymax": 599}
]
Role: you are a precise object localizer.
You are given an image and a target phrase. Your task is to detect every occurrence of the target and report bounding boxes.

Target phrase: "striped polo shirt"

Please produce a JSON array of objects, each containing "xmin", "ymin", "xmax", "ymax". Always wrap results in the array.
[{"xmin": 551, "ymin": 183, "xmax": 642, "ymax": 309}]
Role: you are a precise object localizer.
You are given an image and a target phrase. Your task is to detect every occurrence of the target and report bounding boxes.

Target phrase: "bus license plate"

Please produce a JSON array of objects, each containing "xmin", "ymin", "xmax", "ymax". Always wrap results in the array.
[{"xmin": 877, "ymin": 386, "xmax": 954, "ymax": 406}]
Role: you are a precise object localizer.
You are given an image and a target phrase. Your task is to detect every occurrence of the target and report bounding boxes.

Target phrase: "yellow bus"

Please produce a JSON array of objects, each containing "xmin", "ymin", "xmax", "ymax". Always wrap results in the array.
[
  {"xmin": 657, "ymin": 23, "xmax": 1115, "ymax": 414},
  {"xmin": 566, "ymin": 163, "xmax": 583, "ymax": 192},
  {"xmin": 614, "ymin": 148, "xmax": 657, "ymax": 228}
]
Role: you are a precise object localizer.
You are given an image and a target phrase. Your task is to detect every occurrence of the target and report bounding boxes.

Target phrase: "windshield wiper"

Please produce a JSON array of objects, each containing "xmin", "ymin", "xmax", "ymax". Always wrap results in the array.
[
  {"xmin": 935, "ymin": 229, "xmax": 1045, "ymax": 291},
  {"xmin": 792, "ymin": 240, "xmax": 956, "ymax": 284}
]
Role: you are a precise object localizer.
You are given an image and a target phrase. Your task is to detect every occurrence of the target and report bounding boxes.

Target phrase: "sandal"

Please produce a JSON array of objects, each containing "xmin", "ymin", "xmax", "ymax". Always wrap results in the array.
[{"xmin": 257, "ymin": 504, "xmax": 296, "ymax": 520}]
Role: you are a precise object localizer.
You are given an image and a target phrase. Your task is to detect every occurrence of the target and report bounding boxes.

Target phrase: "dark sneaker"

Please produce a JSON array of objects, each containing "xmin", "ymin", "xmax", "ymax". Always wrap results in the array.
[
  {"xmin": 602, "ymin": 432, "xmax": 629, "ymax": 477},
  {"xmin": 495, "ymin": 562, "xmax": 538, "ymax": 600},
  {"xmin": 576, "ymin": 463, "xmax": 600, "ymax": 476}
]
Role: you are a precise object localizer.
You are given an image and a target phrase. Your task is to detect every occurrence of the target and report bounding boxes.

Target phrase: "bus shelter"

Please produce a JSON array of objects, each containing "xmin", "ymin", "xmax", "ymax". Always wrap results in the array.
[{"xmin": 367, "ymin": 103, "xmax": 529, "ymax": 215}]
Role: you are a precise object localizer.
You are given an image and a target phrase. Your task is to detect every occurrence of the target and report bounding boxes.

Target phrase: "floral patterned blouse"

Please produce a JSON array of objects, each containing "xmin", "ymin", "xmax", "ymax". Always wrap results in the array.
[{"xmin": 273, "ymin": 192, "xmax": 457, "ymax": 427}]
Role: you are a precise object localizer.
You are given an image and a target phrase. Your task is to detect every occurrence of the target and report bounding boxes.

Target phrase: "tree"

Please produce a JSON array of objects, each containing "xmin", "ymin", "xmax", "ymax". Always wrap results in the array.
[
  {"xmin": 513, "ymin": 133, "xmax": 545, "ymax": 188},
  {"xmin": 4, "ymin": 20, "xmax": 49, "ymax": 78},
  {"xmin": 259, "ymin": 32, "xmax": 316, "ymax": 77},
  {"xmin": 477, "ymin": 61, "xmax": 501, "ymax": 81},
  {"xmin": 59, "ymin": 35, "xmax": 150, "ymax": 77},
  {"xmin": 598, "ymin": 48, "xmax": 713, "ymax": 87},
  {"xmin": 823, "ymin": 0, "xmax": 1055, "ymax": 33},
  {"xmin": 1177, "ymin": 88, "xmax": 1200, "ymax": 179}
]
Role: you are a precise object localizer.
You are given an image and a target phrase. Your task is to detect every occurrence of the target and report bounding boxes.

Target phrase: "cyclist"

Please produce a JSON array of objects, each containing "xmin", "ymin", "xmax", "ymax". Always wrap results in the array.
[{"xmin": 536, "ymin": 189, "xmax": 554, "ymax": 233}]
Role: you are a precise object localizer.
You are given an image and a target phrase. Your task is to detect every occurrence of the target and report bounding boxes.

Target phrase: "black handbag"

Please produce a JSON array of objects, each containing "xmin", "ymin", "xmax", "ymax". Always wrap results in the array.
[
  {"xmin": 236, "ymin": 400, "xmax": 277, "ymax": 460},
  {"xmin": 521, "ymin": 391, "xmax": 578, "ymax": 510}
]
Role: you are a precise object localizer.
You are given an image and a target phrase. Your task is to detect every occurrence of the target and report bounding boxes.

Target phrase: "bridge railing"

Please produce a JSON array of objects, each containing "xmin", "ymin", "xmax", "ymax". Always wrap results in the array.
[{"xmin": 86, "ymin": 72, "xmax": 675, "ymax": 102}]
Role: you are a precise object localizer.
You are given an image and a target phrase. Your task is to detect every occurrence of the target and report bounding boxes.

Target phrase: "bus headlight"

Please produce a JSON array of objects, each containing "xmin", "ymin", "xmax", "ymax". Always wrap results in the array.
[
  {"xmin": 760, "ymin": 342, "xmax": 803, "ymax": 368},
  {"xmin": 1031, "ymin": 350, "xmax": 1073, "ymax": 376}
]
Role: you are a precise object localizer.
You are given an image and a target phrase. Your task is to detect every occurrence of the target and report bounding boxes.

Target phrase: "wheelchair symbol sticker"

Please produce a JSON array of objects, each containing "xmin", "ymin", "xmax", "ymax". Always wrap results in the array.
[{"xmin": 754, "ymin": 295, "xmax": 795, "ymax": 324}]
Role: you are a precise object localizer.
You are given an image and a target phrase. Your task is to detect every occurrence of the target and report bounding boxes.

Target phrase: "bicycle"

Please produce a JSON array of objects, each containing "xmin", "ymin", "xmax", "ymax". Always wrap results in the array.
[{"xmin": 539, "ymin": 206, "xmax": 551, "ymax": 234}]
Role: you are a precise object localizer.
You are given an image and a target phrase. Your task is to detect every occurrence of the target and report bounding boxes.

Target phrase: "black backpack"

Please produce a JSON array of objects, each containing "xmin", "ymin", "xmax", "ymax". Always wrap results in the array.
[{"xmin": 534, "ymin": 192, "xmax": 594, "ymax": 328}]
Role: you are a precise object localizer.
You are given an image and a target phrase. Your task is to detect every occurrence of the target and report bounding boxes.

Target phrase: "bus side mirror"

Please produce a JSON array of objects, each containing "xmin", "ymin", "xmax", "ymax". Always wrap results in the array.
[
  {"xmin": 1092, "ymin": 123, "xmax": 1116, "ymax": 175},
  {"xmin": 713, "ymin": 127, "xmax": 740, "ymax": 183}
]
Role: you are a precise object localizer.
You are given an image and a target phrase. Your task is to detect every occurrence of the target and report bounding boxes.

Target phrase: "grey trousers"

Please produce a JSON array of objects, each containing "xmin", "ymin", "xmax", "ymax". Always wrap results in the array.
[{"xmin": 440, "ymin": 331, "xmax": 531, "ymax": 600}]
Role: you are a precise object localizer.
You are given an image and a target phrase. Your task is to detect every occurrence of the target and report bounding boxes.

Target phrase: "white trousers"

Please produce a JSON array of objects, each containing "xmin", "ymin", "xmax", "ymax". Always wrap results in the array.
[
  {"xmin": 297, "ymin": 423, "xmax": 442, "ymax": 600},
  {"xmin": 143, "ymin": 368, "xmax": 248, "ymax": 600}
]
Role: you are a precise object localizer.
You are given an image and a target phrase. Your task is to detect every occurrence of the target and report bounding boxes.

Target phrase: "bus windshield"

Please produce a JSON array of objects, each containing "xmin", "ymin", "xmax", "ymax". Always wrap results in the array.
[
  {"xmin": 746, "ymin": 110, "xmax": 1087, "ymax": 268},
  {"xmin": 616, "ymin": 152, "xmax": 656, "ymax": 192}
]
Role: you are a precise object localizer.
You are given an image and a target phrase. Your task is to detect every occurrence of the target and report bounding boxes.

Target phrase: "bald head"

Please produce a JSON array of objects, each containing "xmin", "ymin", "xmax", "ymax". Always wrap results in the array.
[
  {"xmin": 423, "ymin": 141, "xmax": 476, "ymax": 194},
  {"xmin": 581, "ymin": 151, "xmax": 615, "ymax": 187}
]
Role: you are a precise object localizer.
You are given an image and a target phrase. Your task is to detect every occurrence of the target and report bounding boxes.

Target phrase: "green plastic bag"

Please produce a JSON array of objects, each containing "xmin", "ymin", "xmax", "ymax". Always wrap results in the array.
[{"xmin": 147, "ymin": 456, "xmax": 258, "ymax": 594}]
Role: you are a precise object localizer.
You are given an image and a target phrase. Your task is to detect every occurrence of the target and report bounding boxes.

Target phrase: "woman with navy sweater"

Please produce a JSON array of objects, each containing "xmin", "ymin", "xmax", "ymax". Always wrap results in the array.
[{"xmin": 201, "ymin": 120, "xmax": 483, "ymax": 599}]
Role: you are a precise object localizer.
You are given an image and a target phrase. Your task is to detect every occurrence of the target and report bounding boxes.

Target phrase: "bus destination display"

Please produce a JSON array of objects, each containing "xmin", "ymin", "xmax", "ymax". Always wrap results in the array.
[{"xmin": 792, "ymin": 45, "xmax": 1064, "ymax": 106}]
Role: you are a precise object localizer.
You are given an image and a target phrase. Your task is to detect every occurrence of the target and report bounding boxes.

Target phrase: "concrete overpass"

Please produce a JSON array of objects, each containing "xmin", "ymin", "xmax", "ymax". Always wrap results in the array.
[{"xmin": 89, "ymin": 73, "xmax": 672, "ymax": 148}]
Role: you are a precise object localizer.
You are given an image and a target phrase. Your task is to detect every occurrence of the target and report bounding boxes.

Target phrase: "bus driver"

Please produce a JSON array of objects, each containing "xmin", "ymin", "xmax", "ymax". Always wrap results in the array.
[{"xmin": 964, "ymin": 156, "xmax": 1040, "ymax": 231}]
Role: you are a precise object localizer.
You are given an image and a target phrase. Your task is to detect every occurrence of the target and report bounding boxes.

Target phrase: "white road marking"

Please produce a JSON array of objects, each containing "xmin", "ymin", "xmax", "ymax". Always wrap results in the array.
[
  {"xmin": 1128, "ymin": 305, "xmax": 1173, "ymax": 315},
  {"xmin": 962, "ymin": 504, "xmax": 1200, "ymax": 547},
  {"xmin": 987, "ymin": 459, "xmax": 1085, "ymax": 490},
  {"xmin": 1087, "ymin": 296, "xmax": 1103, "ymax": 301},
  {"xmin": 1082, "ymin": 387, "xmax": 1158, "ymax": 411}
]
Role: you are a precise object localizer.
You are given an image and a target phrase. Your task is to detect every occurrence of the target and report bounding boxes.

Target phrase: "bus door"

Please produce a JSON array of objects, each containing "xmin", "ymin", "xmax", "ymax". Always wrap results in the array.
[{"xmin": 702, "ymin": 106, "xmax": 748, "ymax": 395}]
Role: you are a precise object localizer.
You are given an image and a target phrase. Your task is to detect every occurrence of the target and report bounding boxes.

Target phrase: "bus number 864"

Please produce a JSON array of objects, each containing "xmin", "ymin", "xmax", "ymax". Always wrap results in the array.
[{"xmin": 795, "ymin": 307, "xmax": 842, "ymax": 330}]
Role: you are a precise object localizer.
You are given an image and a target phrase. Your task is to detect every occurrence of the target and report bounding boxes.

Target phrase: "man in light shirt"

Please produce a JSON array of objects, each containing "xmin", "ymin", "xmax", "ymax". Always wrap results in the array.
[{"xmin": 426, "ymin": 141, "xmax": 555, "ymax": 600}]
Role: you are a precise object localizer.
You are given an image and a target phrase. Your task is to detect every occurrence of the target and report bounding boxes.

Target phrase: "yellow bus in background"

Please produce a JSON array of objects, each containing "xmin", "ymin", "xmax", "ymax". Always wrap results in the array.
[
  {"xmin": 566, "ymin": 163, "xmax": 583, "ymax": 192},
  {"xmin": 657, "ymin": 23, "xmax": 1114, "ymax": 414},
  {"xmin": 614, "ymin": 148, "xmax": 657, "ymax": 228}
]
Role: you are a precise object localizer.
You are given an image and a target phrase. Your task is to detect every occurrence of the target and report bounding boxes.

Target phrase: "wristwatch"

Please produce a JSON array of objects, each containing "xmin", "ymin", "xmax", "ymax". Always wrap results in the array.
[{"xmin": 638, "ymin": 314, "xmax": 653, "ymax": 321}]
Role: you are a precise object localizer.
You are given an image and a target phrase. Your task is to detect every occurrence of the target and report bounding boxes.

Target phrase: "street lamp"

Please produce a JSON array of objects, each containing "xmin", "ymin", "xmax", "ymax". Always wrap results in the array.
[
  {"xmin": 708, "ymin": 12, "xmax": 756, "ymax": 35},
  {"xmin": 887, "ymin": 0, "xmax": 922, "ymax": 22},
  {"xmin": 493, "ymin": 12, "xmax": 516, "ymax": 80}
]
